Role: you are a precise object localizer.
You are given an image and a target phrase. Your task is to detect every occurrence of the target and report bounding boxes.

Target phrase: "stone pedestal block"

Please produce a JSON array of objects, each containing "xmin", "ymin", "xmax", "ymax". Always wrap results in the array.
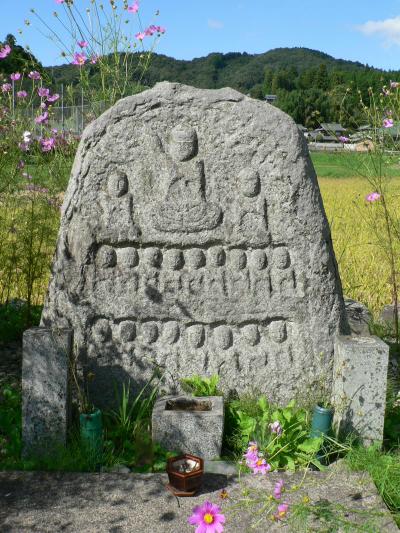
[
  {"xmin": 152, "ymin": 396, "xmax": 224, "ymax": 459},
  {"xmin": 332, "ymin": 335, "xmax": 389, "ymax": 446},
  {"xmin": 22, "ymin": 327, "xmax": 72, "ymax": 457}
]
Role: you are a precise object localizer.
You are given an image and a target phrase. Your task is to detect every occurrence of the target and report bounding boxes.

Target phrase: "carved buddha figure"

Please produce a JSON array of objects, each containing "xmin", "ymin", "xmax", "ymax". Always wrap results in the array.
[{"xmin": 153, "ymin": 126, "xmax": 221, "ymax": 233}]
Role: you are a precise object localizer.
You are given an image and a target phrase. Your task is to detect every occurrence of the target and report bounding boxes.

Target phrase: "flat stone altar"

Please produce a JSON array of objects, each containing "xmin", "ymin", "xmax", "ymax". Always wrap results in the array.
[{"xmin": 40, "ymin": 82, "xmax": 348, "ymax": 406}]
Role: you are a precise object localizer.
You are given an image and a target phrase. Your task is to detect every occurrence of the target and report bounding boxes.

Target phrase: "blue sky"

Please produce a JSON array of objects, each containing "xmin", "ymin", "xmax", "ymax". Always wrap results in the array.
[{"xmin": 2, "ymin": 0, "xmax": 400, "ymax": 70}]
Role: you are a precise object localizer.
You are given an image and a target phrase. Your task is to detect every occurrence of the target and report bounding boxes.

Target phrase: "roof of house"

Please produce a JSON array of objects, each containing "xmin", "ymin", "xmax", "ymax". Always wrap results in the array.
[{"xmin": 320, "ymin": 123, "xmax": 346, "ymax": 132}]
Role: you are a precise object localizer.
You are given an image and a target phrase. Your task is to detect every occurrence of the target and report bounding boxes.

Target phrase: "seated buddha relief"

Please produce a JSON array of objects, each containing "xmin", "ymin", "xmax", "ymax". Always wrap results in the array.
[{"xmin": 152, "ymin": 125, "xmax": 221, "ymax": 233}]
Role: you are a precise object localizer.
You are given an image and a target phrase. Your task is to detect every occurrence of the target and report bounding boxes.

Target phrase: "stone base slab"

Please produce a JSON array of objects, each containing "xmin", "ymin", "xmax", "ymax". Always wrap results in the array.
[{"xmin": 0, "ymin": 467, "xmax": 397, "ymax": 532}]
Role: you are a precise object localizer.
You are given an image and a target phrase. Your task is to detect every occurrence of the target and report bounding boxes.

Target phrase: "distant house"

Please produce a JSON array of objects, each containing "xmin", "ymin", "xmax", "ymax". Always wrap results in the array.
[
  {"xmin": 264, "ymin": 94, "xmax": 278, "ymax": 104},
  {"xmin": 306, "ymin": 122, "xmax": 347, "ymax": 143},
  {"xmin": 320, "ymin": 123, "xmax": 347, "ymax": 136}
]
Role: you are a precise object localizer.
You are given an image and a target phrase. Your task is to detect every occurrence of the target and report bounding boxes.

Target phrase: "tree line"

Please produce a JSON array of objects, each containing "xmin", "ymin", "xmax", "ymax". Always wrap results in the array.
[{"xmin": 1, "ymin": 36, "xmax": 398, "ymax": 129}]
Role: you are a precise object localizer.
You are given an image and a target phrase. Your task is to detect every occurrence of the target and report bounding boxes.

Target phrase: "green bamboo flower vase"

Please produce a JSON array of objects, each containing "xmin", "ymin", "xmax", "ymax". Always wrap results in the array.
[
  {"xmin": 310, "ymin": 405, "xmax": 334, "ymax": 438},
  {"xmin": 80, "ymin": 408, "xmax": 103, "ymax": 458}
]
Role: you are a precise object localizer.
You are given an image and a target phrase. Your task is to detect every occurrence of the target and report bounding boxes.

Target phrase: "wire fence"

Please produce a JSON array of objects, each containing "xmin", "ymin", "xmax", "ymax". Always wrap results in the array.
[{"xmin": 11, "ymin": 83, "xmax": 108, "ymax": 135}]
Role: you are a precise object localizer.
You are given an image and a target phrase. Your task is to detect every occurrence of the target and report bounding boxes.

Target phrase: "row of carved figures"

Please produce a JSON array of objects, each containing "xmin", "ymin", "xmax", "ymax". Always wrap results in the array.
[
  {"xmin": 91, "ymin": 318, "xmax": 289, "ymax": 350},
  {"xmin": 96, "ymin": 245, "xmax": 292, "ymax": 271}
]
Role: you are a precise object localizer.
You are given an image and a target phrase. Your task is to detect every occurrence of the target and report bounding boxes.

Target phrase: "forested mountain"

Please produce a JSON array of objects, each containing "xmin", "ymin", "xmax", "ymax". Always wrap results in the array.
[
  {"xmin": 46, "ymin": 47, "xmax": 399, "ymax": 128},
  {"xmin": 0, "ymin": 34, "xmax": 42, "ymax": 75}
]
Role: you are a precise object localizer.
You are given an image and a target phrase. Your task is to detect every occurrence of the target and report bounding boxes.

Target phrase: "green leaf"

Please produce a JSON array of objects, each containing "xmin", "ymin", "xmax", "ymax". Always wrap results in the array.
[
  {"xmin": 297, "ymin": 437, "xmax": 323, "ymax": 454},
  {"xmin": 257, "ymin": 396, "xmax": 269, "ymax": 413},
  {"xmin": 282, "ymin": 408, "xmax": 293, "ymax": 422},
  {"xmin": 286, "ymin": 456, "xmax": 296, "ymax": 471}
]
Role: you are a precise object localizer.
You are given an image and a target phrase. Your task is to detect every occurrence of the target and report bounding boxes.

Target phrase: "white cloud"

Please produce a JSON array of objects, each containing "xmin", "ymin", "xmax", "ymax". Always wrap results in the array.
[
  {"xmin": 356, "ymin": 16, "xmax": 400, "ymax": 46},
  {"xmin": 207, "ymin": 19, "xmax": 224, "ymax": 30}
]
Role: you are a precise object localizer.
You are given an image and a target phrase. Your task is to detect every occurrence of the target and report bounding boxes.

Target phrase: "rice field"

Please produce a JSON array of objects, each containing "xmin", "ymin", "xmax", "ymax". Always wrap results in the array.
[{"xmin": 319, "ymin": 176, "xmax": 400, "ymax": 316}]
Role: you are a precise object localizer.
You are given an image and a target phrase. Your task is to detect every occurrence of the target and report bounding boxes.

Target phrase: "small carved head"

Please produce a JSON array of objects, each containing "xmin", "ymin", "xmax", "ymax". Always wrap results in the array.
[
  {"xmin": 242, "ymin": 324, "xmax": 260, "ymax": 346},
  {"xmin": 273, "ymin": 248, "xmax": 290, "ymax": 270},
  {"xmin": 251, "ymin": 250, "xmax": 267, "ymax": 270},
  {"xmin": 230, "ymin": 249, "xmax": 247, "ymax": 270},
  {"xmin": 208, "ymin": 246, "xmax": 226, "ymax": 267},
  {"xmin": 268, "ymin": 320, "xmax": 287, "ymax": 343},
  {"xmin": 163, "ymin": 321, "xmax": 180, "ymax": 344},
  {"xmin": 92, "ymin": 319, "xmax": 111, "ymax": 343},
  {"xmin": 119, "ymin": 320, "xmax": 136, "ymax": 343},
  {"xmin": 169, "ymin": 125, "xmax": 198, "ymax": 161},
  {"xmin": 214, "ymin": 325, "xmax": 233, "ymax": 350},
  {"xmin": 185, "ymin": 249, "xmax": 206, "ymax": 269},
  {"xmin": 118, "ymin": 248, "xmax": 139, "ymax": 268},
  {"xmin": 239, "ymin": 168, "xmax": 260, "ymax": 197},
  {"xmin": 163, "ymin": 249, "xmax": 184, "ymax": 270},
  {"xmin": 108, "ymin": 171, "xmax": 129, "ymax": 197},
  {"xmin": 187, "ymin": 324, "xmax": 205, "ymax": 348},
  {"xmin": 143, "ymin": 247, "xmax": 162, "ymax": 268},
  {"xmin": 141, "ymin": 322, "xmax": 159, "ymax": 344},
  {"xmin": 97, "ymin": 246, "xmax": 117, "ymax": 268}
]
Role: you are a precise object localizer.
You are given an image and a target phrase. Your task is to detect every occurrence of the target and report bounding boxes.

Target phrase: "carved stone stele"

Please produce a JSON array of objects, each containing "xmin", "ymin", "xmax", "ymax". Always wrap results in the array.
[{"xmin": 41, "ymin": 82, "xmax": 349, "ymax": 407}]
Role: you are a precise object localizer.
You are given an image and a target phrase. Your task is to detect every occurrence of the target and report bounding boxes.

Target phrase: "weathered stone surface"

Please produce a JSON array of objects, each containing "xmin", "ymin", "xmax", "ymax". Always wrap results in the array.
[
  {"xmin": 152, "ymin": 395, "xmax": 224, "ymax": 459},
  {"xmin": 332, "ymin": 335, "xmax": 389, "ymax": 446},
  {"xmin": 0, "ymin": 469, "xmax": 397, "ymax": 532},
  {"xmin": 344, "ymin": 296, "xmax": 371, "ymax": 336},
  {"xmin": 22, "ymin": 328, "xmax": 72, "ymax": 457},
  {"xmin": 40, "ymin": 82, "xmax": 348, "ymax": 406}
]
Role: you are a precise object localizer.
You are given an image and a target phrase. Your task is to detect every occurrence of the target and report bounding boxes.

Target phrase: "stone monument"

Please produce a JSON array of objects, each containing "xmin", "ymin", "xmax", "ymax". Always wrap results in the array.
[{"xmin": 40, "ymin": 82, "xmax": 349, "ymax": 408}]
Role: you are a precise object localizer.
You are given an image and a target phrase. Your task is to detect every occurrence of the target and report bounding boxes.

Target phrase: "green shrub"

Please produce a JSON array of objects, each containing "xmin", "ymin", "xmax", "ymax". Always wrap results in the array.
[
  {"xmin": 180, "ymin": 374, "xmax": 222, "ymax": 397},
  {"xmin": 227, "ymin": 395, "xmax": 323, "ymax": 470},
  {"xmin": 0, "ymin": 302, "xmax": 42, "ymax": 343}
]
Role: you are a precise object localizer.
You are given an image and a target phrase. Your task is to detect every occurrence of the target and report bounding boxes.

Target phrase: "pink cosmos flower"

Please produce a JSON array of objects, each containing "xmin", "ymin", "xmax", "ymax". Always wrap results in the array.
[
  {"xmin": 339, "ymin": 136, "xmax": 350, "ymax": 143},
  {"xmin": 156, "ymin": 25, "xmax": 166, "ymax": 34},
  {"xmin": 35, "ymin": 111, "xmax": 49, "ymax": 124},
  {"xmin": 17, "ymin": 90, "xmax": 28, "ymax": 98},
  {"xmin": 250, "ymin": 458, "xmax": 271, "ymax": 475},
  {"xmin": 244, "ymin": 451, "xmax": 259, "ymax": 466},
  {"xmin": 10, "ymin": 72, "xmax": 21, "ymax": 81},
  {"xmin": 366, "ymin": 192, "xmax": 381, "ymax": 203},
  {"xmin": 28, "ymin": 70, "xmax": 41, "ymax": 80},
  {"xmin": 145, "ymin": 25, "xmax": 158, "ymax": 36},
  {"xmin": 72, "ymin": 52, "xmax": 86, "ymax": 65},
  {"xmin": 41, "ymin": 137, "xmax": 56, "ymax": 152},
  {"xmin": 1, "ymin": 83, "xmax": 12, "ymax": 93},
  {"xmin": 90, "ymin": 55, "xmax": 99, "ymax": 64},
  {"xmin": 270, "ymin": 421, "xmax": 283, "ymax": 436},
  {"xmin": 390, "ymin": 81, "xmax": 400, "ymax": 89},
  {"xmin": 55, "ymin": 0, "xmax": 65, "ymax": 4},
  {"xmin": 0, "ymin": 44, "xmax": 11, "ymax": 59},
  {"xmin": 273, "ymin": 502, "xmax": 289, "ymax": 521},
  {"xmin": 19, "ymin": 142, "xmax": 30, "ymax": 152},
  {"xmin": 383, "ymin": 118, "xmax": 394, "ymax": 128},
  {"xmin": 135, "ymin": 32, "xmax": 146, "ymax": 41},
  {"xmin": 38, "ymin": 87, "xmax": 50, "ymax": 97},
  {"xmin": 188, "ymin": 501, "xmax": 225, "ymax": 533},
  {"xmin": 273, "ymin": 479, "xmax": 284, "ymax": 499},
  {"xmin": 127, "ymin": 1, "xmax": 139, "ymax": 13},
  {"xmin": 77, "ymin": 40, "xmax": 89, "ymax": 48},
  {"xmin": 47, "ymin": 93, "xmax": 60, "ymax": 103},
  {"xmin": 17, "ymin": 160, "xmax": 25, "ymax": 169}
]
